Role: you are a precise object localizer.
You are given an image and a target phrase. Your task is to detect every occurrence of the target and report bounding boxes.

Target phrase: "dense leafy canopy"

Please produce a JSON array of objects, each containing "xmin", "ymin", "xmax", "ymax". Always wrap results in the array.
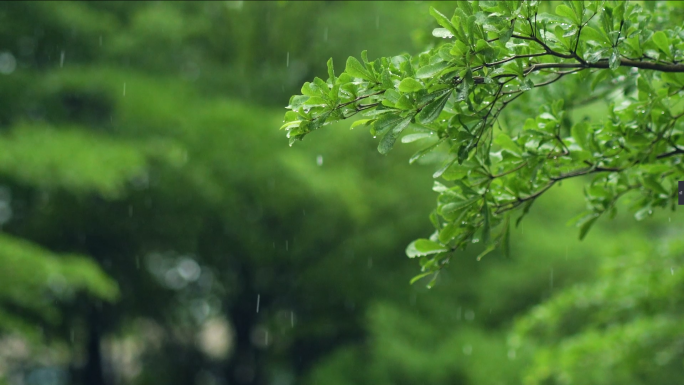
[{"xmin": 283, "ymin": 0, "xmax": 684, "ymax": 285}]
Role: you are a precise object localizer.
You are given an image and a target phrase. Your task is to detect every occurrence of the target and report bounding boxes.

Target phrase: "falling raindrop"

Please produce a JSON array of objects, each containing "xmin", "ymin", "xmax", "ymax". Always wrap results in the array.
[
  {"xmin": 323, "ymin": 27, "xmax": 328, "ymax": 42},
  {"xmin": 256, "ymin": 295, "xmax": 260, "ymax": 313},
  {"xmin": 285, "ymin": 240, "xmax": 289, "ymax": 251},
  {"xmin": 672, "ymin": 267, "xmax": 674, "ymax": 275},
  {"xmin": 99, "ymin": 35, "xmax": 102, "ymax": 46},
  {"xmin": 316, "ymin": 155, "xmax": 323, "ymax": 166},
  {"xmin": 123, "ymin": 83, "xmax": 126, "ymax": 96},
  {"xmin": 549, "ymin": 268, "xmax": 554, "ymax": 289},
  {"xmin": 368, "ymin": 258, "xmax": 373, "ymax": 268},
  {"xmin": 60, "ymin": 50, "xmax": 65, "ymax": 68},
  {"xmin": 286, "ymin": 52, "xmax": 290, "ymax": 68},
  {"xmin": 291, "ymin": 311, "xmax": 294, "ymax": 327},
  {"xmin": 375, "ymin": 15, "xmax": 380, "ymax": 30}
]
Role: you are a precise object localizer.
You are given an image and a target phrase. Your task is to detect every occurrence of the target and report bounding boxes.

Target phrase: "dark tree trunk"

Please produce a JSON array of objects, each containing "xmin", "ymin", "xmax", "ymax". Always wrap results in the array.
[
  {"xmin": 83, "ymin": 305, "xmax": 106, "ymax": 385},
  {"xmin": 224, "ymin": 275, "xmax": 265, "ymax": 385}
]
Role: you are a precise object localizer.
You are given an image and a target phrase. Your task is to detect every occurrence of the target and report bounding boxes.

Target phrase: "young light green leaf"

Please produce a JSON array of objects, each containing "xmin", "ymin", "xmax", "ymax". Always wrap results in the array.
[
  {"xmin": 494, "ymin": 133, "xmax": 521, "ymax": 155},
  {"xmin": 406, "ymin": 238, "xmax": 448, "ymax": 258},
  {"xmin": 350, "ymin": 119, "xmax": 373, "ymax": 130},
  {"xmin": 345, "ymin": 56, "xmax": 372, "ymax": 80},
  {"xmin": 401, "ymin": 133, "xmax": 434, "ymax": 143},
  {"xmin": 652, "ymin": 31, "xmax": 672, "ymax": 58},
  {"xmin": 556, "ymin": 4, "xmax": 579, "ymax": 24},
  {"xmin": 571, "ymin": 122, "xmax": 589, "ymax": 150},
  {"xmin": 409, "ymin": 271, "xmax": 434, "ymax": 285},
  {"xmin": 279, "ymin": 120, "xmax": 301, "ymax": 131},
  {"xmin": 426, "ymin": 271, "xmax": 440, "ymax": 289},
  {"xmin": 398, "ymin": 78, "xmax": 424, "ymax": 93}
]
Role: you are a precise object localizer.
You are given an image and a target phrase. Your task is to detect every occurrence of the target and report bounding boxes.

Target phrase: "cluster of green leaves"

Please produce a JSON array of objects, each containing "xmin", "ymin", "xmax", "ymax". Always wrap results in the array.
[{"xmin": 283, "ymin": 0, "xmax": 684, "ymax": 286}]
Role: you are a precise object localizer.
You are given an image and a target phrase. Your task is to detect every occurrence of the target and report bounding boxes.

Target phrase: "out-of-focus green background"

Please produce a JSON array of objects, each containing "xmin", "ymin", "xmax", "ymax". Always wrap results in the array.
[{"xmin": 0, "ymin": 2, "xmax": 683, "ymax": 385}]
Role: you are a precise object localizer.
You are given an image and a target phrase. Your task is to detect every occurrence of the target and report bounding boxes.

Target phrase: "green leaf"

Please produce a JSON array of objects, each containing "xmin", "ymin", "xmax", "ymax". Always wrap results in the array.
[
  {"xmin": 406, "ymin": 238, "xmax": 449, "ymax": 258},
  {"xmin": 577, "ymin": 213, "xmax": 599, "ymax": 240},
  {"xmin": 402, "ymin": 133, "xmax": 434, "ymax": 143},
  {"xmin": 279, "ymin": 120, "xmax": 301, "ymax": 131},
  {"xmin": 378, "ymin": 116, "xmax": 413, "ymax": 154},
  {"xmin": 416, "ymin": 92, "xmax": 451, "ymax": 123},
  {"xmin": 482, "ymin": 207, "xmax": 491, "ymax": 245},
  {"xmin": 516, "ymin": 199, "xmax": 534, "ymax": 227},
  {"xmin": 373, "ymin": 113, "xmax": 406, "ymax": 136},
  {"xmin": 571, "ymin": 122, "xmax": 589, "ymax": 150},
  {"xmin": 635, "ymin": 206, "xmax": 652, "ymax": 221},
  {"xmin": 416, "ymin": 62, "xmax": 450, "ymax": 79},
  {"xmin": 345, "ymin": 56, "xmax": 372, "ymax": 80},
  {"xmin": 643, "ymin": 175, "xmax": 668, "ymax": 196},
  {"xmin": 494, "ymin": 133, "xmax": 521, "ymax": 155},
  {"xmin": 350, "ymin": 119, "xmax": 373, "ymax": 130},
  {"xmin": 398, "ymin": 78, "xmax": 424, "ymax": 93},
  {"xmin": 450, "ymin": 40, "xmax": 469, "ymax": 56},
  {"xmin": 556, "ymin": 4, "xmax": 579, "ymax": 24},
  {"xmin": 327, "ymin": 58, "xmax": 336, "ymax": 83},
  {"xmin": 439, "ymin": 222, "xmax": 461, "ymax": 243},
  {"xmin": 410, "ymin": 271, "xmax": 434, "ymax": 285},
  {"xmin": 476, "ymin": 243, "xmax": 496, "ymax": 261},
  {"xmin": 441, "ymin": 197, "xmax": 480, "ymax": 215},
  {"xmin": 609, "ymin": 48, "xmax": 620, "ymax": 70},
  {"xmin": 582, "ymin": 26, "xmax": 611, "ymax": 46},
  {"xmin": 652, "ymin": 31, "xmax": 672, "ymax": 58},
  {"xmin": 429, "ymin": 6, "xmax": 457, "ymax": 35},
  {"xmin": 409, "ymin": 139, "xmax": 445, "ymax": 164}
]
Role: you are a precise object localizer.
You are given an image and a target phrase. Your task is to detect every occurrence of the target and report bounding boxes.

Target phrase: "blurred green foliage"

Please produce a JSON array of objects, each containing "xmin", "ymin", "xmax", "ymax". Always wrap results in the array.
[{"xmin": 0, "ymin": 2, "xmax": 682, "ymax": 385}]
